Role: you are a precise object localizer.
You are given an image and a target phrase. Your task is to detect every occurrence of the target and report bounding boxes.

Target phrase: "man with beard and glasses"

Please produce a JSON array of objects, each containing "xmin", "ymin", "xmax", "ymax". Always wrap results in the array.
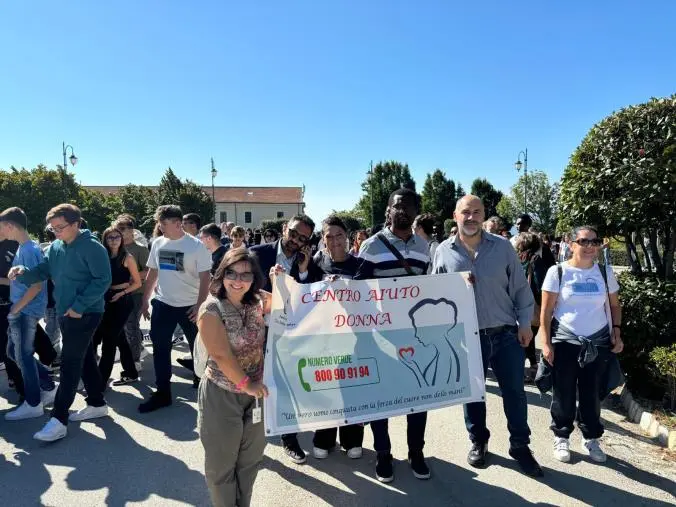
[
  {"xmin": 432, "ymin": 195, "xmax": 543, "ymax": 477},
  {"xmin": 354, "ymin": 188, "xmax": 431, "ymax": 483},
  {"xmin": 250, "ymin": 214, "xmax": 318, "ymax": 465}
]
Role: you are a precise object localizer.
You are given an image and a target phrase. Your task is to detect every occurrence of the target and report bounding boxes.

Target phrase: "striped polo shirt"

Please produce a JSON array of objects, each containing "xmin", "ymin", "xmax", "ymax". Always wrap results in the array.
[{"xmin": 354, "ymin": 227, "xmax": 430, "ymax": 280}]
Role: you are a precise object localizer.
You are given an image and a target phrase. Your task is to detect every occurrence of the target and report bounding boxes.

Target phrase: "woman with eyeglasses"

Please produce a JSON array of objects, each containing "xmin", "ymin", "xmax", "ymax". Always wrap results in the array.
[
  {"xmin": 538, "ymin": 225, "xmax": 623, "ymax": 464},
  {"xmin": 196, "ymin": 247, "xmax": 271, "ymax": 507},
  {"xmin": 94, "ymin": 226, "xmax": 142, "ymax": 386}
]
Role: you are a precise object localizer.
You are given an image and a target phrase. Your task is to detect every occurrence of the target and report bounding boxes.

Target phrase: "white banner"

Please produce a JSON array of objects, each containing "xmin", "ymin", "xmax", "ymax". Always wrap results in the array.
[{"xmin": 263, "ymin": 272, "xmax": 485, "ymax": 436}]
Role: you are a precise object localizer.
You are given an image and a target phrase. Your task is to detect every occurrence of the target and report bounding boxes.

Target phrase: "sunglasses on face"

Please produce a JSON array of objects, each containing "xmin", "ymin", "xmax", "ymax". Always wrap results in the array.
[
  {"xmin": 573, "ymin": 238, "xmax": 603, "ymax": 247},
  {"xmin": 288, "ymin": 228, "xmax": 309, "ymax": 244},
  {"xmin": 47, "ymin": 223, "xmax": 73, "ymax": 233},
  {"xmin": 224, "ymin": 270, "xmax": 255, "ymax": 282},
  {"xmin": 107, "ymin": 235, "xmax": 122, "ymax": 241}
]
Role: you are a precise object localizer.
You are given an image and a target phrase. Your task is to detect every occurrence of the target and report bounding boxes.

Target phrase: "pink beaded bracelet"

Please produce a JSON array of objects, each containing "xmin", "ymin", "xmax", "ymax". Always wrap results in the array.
[{"xmin": 235, "ymin": 376, "xmax": 250, "ymax": 390}]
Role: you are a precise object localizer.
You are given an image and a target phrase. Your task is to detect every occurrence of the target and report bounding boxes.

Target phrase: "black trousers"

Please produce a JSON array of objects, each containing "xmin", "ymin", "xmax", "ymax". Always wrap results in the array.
[
  {"xmin": 371, "ymin": 412, "xmax": 427, "ymax": 455},
  {"xmin": 94, "ymin": 294, "xmax": 138, "ymax": 385},
  {"xmin": 550, "ymin": 342, "xmax": 609, "ymax": 440},
  {"xmin": 313, "ymin": 424, "xmax": 364, "ymax": 451},
  {"xmin": 525, "ymin": 326, "xmax": 538, "ymax": 367},
  {"xmin": 52, "ymin": 313, "xmax": 106, "ymax": 425}
]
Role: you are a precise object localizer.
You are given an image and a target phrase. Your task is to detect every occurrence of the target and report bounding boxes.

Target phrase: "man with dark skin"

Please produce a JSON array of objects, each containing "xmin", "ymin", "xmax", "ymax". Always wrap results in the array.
[{"xmin": 354, "ymin": 188, "xmax": 431, "ymax": 483}]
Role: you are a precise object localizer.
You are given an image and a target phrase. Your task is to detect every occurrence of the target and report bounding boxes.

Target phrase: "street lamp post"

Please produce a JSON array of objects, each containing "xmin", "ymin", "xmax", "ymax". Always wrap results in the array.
[
  {"xmin": 211, "ymin": 157, "xmax": 218, "ymax": 222},
  {"xmin": 367, "ymin": 160, "xmax": 375, "ymax": 228},
  {"xmin": 514, "ymin": 148, "xmax": 528, "ymax": 214},
  {"xmin": 62, "ymin": 142, "xmax": 78, "ymax": 171}
]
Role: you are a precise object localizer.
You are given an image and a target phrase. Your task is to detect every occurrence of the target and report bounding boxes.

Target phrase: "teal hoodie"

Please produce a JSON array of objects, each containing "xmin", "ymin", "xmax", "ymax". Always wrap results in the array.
[{"xmin": 19, "ymin": 229, "xmax": 111, "ymax": 315}]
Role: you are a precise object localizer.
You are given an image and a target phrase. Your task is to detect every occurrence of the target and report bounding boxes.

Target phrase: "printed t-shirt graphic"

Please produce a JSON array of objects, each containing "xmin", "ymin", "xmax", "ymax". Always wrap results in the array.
[{"xmin": 159, "ymin": 249, "xmax": 185, "ymax": 271}]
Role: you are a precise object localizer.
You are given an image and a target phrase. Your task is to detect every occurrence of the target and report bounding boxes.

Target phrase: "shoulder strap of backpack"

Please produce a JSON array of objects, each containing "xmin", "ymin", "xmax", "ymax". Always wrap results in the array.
[
  {"xmin": 557, "ymin": 264, "xmax": 563, "ymax": 292},
  {"xmin": 376, "ymin": 232, "xmax": 415, "ymax": 276}
]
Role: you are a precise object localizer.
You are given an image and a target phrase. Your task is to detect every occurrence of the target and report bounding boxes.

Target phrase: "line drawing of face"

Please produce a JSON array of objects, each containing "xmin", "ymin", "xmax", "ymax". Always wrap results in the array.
[{"xmin": 409, "ymin": 298, "xmax": 458, "ymax": 347}]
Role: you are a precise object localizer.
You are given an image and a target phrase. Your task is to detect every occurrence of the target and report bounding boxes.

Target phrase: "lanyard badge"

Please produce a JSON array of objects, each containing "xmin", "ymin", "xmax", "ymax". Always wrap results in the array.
[{"xmin": 252, "ymin": 397, "xmax": 262, "ymax": 424}]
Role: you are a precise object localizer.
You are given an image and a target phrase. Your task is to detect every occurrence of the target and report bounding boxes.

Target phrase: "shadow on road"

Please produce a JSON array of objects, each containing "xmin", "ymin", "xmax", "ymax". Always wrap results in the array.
[{"xmin": 0, "ymin": 416, "xmax": 209, "ymax": 507}]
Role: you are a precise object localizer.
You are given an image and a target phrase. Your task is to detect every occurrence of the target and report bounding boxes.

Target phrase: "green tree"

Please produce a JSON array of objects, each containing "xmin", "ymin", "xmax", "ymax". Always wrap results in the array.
[
  {"xmin": 330, "ymin": 209, "xmax": 366, "ymax": 233},
  {"xmin": 110, "ymin": 184, "xmax": 158, "ymax": 234},
  {"xmin": 497, "ymin": 171, "xmax": 558, "ymax": 234},
  {"xmin": 420, "ymin": 170, "xmax": 456, "ymax": 222},
  {"xmin": 355, "ymin": 161, "xmax": 417, "ymax": 228},
  {"xmin": 178, "ymin": 180, "xmax": 215, "ymax": 224},
  {"xmin": 153, "ymin": 168, "xmax": 215, "ymax": 226},
  {"xmin": 78, "ymin": 188, "xmax": 117, "ymax": 234},
  {"xmin": 0, "ymin": 165, "xmax": 81, "ymax": 239},
  {"xmin": 558, "ymin": 95, "xmax": 676, "ymax": 278},
  {"xmin": 470, "ymin": 178, "xmax": 504, "ymax": 219}
]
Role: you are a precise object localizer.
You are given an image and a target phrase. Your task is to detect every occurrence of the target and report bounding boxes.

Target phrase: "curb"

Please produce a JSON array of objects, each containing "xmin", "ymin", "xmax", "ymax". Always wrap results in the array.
[{"xmin": 620, "ymin": 385, "xmax": 676, "ymax": 450}]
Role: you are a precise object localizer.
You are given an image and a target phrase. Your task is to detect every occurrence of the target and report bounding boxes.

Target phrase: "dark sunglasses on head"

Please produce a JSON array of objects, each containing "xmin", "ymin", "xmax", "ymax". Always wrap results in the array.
[
  {"xmin": 107, "ymin": 235, "xmax": 122, "ymax": 241},
  {"xmin": 288, "ymin": 228, "xmax": 309, "ymax": 244},
  {"xmin": 573, "ymin": 238, "xmax": 603, "ymax": 247},
  {"xmin": 224, "ymin": 270, "xmax": 255, "ymax": 282}
]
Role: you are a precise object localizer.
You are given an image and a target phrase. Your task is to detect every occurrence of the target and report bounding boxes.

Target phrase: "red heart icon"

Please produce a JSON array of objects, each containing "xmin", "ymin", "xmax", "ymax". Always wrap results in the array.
[{"xmin": 398, "ymin": 347, "xmax": 415, "ymax": 360}]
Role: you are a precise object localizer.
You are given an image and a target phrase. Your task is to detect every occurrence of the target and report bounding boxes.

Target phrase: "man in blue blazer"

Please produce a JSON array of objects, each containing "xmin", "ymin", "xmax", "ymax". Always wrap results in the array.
[{"xmin": 250, "ymin": 213, "xmax": 319, "ymax": 464}]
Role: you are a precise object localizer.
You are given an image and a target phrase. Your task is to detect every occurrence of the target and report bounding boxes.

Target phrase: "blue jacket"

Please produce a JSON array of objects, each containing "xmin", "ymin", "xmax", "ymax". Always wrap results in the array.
[{"xmin": 18, "ymin": 230, "xmax": 111, "ymax": 315}]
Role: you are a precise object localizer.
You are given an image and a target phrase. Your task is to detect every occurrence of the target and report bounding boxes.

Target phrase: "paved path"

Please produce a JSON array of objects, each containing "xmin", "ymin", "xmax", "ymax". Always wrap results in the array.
[{"xmin": 1, "ymin": 342, "xmax": 674, "ymax": 507}]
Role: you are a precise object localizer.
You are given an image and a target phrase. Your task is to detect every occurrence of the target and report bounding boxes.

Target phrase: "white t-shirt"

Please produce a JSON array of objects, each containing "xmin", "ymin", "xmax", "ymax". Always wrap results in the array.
[
  {"xmin": 541, "ymin": 262, "xmax": 620, "ymax": 336},
  {"xmin": 147, "ymin": 234, "xmax": 212, "ymax": 307}
]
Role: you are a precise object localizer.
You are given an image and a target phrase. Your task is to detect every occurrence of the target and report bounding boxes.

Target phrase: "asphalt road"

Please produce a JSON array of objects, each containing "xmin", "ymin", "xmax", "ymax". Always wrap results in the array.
[{"xmin": 1, "ymin": 341, "xmax": 674, "ymax": 507}]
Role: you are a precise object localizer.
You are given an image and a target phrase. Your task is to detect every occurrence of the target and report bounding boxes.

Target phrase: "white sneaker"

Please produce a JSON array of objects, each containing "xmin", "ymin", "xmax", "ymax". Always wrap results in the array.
[
  {"xmin": 346, "ymin": 447, "xmax": 363, "ymax": 459},
  {"xmin": 41, "ymin": 386, "xmax": 58, "ymax": 407},
  {"xmin": 313, "ymin": 447, "xmax": 329, "ymax": 459},
  {"xmin": 5, "ymin": 401, "xmax": 44, "ymax": 420},
  {"xmin": 553, "ymin": 437, "xmax": 571, "ymax": 462},
  {"xmin": 68, "ymin": 404, "xmax": 109, "ymax": 422},
  {"xmin": 34, "ymin": 417, "xmax": 67, "ymax": 442},
  {"xmin": 581, "ymin": 438, "xmax": 607, "ymax": 463}
]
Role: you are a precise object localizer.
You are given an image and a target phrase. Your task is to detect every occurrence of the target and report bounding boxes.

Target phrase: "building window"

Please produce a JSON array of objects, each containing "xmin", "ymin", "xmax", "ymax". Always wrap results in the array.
[
  {"xmin": 244, "ymin": 211, "xmax": 252, "ymax": 224},
  {"xmin": 277, "ymin": 211, "xmax": 284, "ymax": 219},
  {"xmin": 220, "ymin": 212, "xmax": 227, "ymax": 223}
]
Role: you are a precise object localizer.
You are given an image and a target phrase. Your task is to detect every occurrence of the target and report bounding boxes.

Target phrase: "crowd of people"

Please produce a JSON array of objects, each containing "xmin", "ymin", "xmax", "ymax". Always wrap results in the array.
[{"xmin": 0, "ymin": 189, "xmax": 624, "ymax": 507}]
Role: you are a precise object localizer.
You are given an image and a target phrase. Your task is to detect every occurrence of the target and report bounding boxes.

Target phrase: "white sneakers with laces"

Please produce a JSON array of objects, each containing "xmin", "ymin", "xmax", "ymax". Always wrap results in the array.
[
  {"xmin": 553, "ymin": 437, "xmax": 571, "ymax": 462},
  {"xmin": 68, "ymin": 404, "xmax": 109, "ymax": 422},
  {"xmin": 581, "ymin": 438, "xmax": 607, "ymax": 463},
  {"xmin": 34, "ymin": 417, "xmax": 67, "ymax": 442},
  {"xmin": 346, "ymin": 447, "xmax": 363, "ymax": 459},
  {"xmin": 312, "ymin": 447, "xmax": 329, "ymax": 459},
  {"xmin": 41, "ymin": 386, "xmax": 58, "ymax": 407},
  {"xmin": 5, "ymin": 401, "xmax": 44, "ymax": 420}
]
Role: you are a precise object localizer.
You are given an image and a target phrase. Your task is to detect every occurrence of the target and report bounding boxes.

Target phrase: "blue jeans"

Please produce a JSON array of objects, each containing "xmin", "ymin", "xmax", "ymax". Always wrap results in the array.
[
  {"xmin": 7, "ymin": 312, "xmax": 55, "ymax": 406},
  {"xmin": 464, "ymin": 327, "xmax": 531, "ymax": 448},
  {"xmin": 45, "ymin": 306, "xmax": 62, "ymax": 356}
]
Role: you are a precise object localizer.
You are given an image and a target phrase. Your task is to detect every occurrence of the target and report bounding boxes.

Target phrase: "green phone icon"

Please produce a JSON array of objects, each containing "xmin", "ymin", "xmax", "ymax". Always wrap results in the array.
[{"xmin": 297, "ymin": 358, "xmax": 311, "ymax": 392}]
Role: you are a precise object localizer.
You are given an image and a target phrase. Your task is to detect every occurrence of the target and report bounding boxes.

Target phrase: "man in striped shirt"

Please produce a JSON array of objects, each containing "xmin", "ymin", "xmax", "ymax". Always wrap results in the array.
[{"xmin": 355, "ymin": 187, "xmax": 431, "ymax": 483}]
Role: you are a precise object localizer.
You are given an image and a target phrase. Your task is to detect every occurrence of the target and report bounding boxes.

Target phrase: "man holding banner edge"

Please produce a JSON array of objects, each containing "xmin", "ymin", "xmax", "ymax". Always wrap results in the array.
[
  {"xmin": 433, "ymin": 195, "xmax": 544, "ymax": 477},
  {"xmin": 354, "ymin": 187, "xmax": 431, "ymax": 483}
]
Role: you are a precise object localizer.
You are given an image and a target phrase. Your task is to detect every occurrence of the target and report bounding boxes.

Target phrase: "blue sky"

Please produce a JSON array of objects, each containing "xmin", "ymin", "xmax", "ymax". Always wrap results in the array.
[{"xmin": 1, "ymin": 1, "xmax": 674, "ymax": 222}]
